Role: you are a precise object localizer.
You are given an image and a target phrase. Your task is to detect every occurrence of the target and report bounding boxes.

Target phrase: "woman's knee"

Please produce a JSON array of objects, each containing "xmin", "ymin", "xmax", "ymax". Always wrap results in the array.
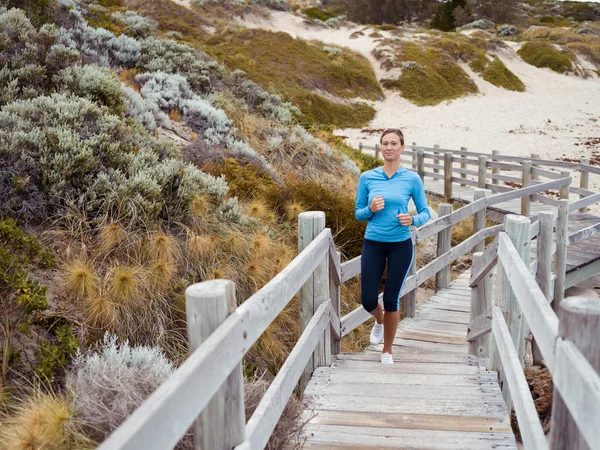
[{"xmin": 362, "ymin": 296, "xmax": 379, "ymax": 313}]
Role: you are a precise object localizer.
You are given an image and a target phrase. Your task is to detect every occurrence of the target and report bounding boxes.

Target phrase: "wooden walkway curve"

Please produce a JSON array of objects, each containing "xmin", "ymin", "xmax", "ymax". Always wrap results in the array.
[{"xmin": 301, "ymin": 271, "xmax": 518, "ymax": 449}]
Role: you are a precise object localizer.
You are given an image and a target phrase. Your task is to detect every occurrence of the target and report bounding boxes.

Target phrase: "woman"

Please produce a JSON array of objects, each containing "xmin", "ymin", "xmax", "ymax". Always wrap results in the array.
[{"xmin": 355, "ymin": 128, "xmax": 430, "ymax": 364}]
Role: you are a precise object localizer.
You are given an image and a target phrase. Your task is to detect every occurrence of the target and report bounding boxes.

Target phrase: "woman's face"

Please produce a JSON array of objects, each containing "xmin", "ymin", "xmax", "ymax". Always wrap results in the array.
[{"xmin": 380, "ymin": 132, "xmax": 404, "ymax": 163}]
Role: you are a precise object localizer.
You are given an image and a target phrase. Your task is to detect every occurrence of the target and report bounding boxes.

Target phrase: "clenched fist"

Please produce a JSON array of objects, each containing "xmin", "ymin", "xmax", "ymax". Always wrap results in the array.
[
  {"xmin": 370, "ymin": 195, "xmax": 385, "ymax": 213},
  {"xmin": 397, "ymin": 214, "xmax": 413, "ymax": 226}
]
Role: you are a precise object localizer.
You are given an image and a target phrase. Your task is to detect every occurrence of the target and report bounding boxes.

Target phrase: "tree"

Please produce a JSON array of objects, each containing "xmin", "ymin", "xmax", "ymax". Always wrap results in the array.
[{"xmin": 453, "ymin": 5, "xmax": 472, "ymax": 28}]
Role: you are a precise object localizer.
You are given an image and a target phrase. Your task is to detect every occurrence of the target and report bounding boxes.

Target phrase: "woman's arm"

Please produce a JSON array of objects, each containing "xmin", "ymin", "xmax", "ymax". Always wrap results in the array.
[
  {"xmin": 411, "ymin": 175, "xmax": 430, "ymax": 227},
  {"xmin": 355, "ymin": 173, "xmax": 374, "ymax": 222}
]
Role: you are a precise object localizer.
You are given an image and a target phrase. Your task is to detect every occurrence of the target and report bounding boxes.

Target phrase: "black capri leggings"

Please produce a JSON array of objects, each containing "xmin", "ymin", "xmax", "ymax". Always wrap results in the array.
[{"xmin": 361, "ymin": 238, "xmax": 414, "ymax": 313}]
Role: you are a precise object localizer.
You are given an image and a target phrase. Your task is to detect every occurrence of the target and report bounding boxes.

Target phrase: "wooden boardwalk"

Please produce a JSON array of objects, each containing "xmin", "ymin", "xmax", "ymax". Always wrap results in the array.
[
  {"xmin": 423, "ymin": 178, "xmax": 600, "ymax": 282},
  {"xmin": 301, "ymin": 271, "xmax": 518, "ymax": 449}
]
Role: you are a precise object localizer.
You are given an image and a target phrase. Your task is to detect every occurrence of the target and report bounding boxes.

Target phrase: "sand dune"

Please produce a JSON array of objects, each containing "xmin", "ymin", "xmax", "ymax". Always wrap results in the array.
[{"xmin": 238, "ymin": 10, "xmax": 600, "ymax": 198}]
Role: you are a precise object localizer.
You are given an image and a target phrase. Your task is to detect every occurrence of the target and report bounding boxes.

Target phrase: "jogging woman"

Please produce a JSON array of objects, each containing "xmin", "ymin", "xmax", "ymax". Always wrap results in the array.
[{"xmin": 355, "ymin": 128, "xmax": 430, "ymax": 364}]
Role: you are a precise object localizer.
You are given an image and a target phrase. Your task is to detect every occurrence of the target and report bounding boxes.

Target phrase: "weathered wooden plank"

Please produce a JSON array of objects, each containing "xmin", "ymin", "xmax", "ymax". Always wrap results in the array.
[
  {"xmin": 491, "ymin": 307, "xmax": 549, "ymax": 450},
  {"xmin": 333, "ymin": 352, "xmax": 473, "ymax": 364},
  {"xmin": 470, "ymin": 236, "xmax": 499, "ymax": 286},
  {"xmin": 565, "ymin": 258, "xmax": 600, "ymax": 289},
  {"xmin": 97, "ymin": 228, "xmax": 333, "ymax": 450},
  {"xmin": 305, "ymin": 395, "xmax": 507, "ymax": 416},
  {"xmin": 310, "ymin": 368, "xmax": 497, "ymax": 385},
  {"xmin": 340, "ymin": 255, "xmax": 360, "ymax": 282},
  {"xmin": 328, "ymin": 360, "xmax": 480, "ymax": 375},
  {"xmin": 302, "ymin": 425, "xmax": 517, "ymax": 449},
  {"xmin": 569, "ymin": 192, "xmax": 600, "ymax": 212},
  {"xmin": 305, "ymin": 383, "xmax": 501, "ymax": 402},
  {"xmin": 303, "ymin": 410, "xmax": 513, "ymax": 433},
  {"xmin": 568, "ymin": 221, "xmax": 600, "ymax": 245},
  {"xmin": 467, "ymin": 307, "xmax": 493, "ymax": 343},
  {"xmin": 395, "ymin": 330, "xmax": 468, "ymax": 346},
  {"xmin": 498, "ymin": 233, "xmax": 559, "ymax": 372},
  {"xmin": 240, "ymin": 301, "xmax": 331, "ymax": 450},
  {"xmin": 451, "ymin": 176, "xmax": 479, "ymax": 187}
]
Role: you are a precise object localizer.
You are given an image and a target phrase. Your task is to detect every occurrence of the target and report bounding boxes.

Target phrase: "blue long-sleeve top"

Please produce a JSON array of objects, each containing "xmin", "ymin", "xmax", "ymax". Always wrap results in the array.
[{"xmin": 355, "ymin": 167, "xmax": 430, "ymax": 242}]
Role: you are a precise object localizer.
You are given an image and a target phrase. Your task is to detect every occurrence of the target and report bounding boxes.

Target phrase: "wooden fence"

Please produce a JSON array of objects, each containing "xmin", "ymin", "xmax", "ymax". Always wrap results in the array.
[
  {"xmin": 97, "ymin": 177, "xmax": 600, "ymax": 450},
  {"xmin": 361, "ymin": 143, "xmax": 600, "ymax": 216},
  {"xmin": 467, "ymin": 212, "xmax": 600, "ymax": 450}
]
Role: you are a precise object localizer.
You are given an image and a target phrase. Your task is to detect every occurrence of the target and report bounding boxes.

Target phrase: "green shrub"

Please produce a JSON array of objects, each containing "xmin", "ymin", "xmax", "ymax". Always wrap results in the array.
[
  {"xmin": 36, "ymin": 325, "xmax": 79, "ymax": 383},
  {"xmin": 4, "ymin": 0, "xmax": 57, "ymax": 26},
  {"xmin": 203, "ymin": 28, "xmax": 381, "ymax": 127},
  {"xmin": 205, "ymin": 158, "xmax": 279, "ymax": 201},
  {"xmin": 0, "ymin": 94, "xmax": 228, "ymax": 225},
  {"xmin": 54, "ymin": 65, "xmax": 127, "ymax": 115},
  {"xmin": 518, "ymin": 41, "xmax": 575, "ymax": 73},
  {"xmin": 0, "ymin": 218, "xmax": 53, "ymax": 386},
  {"xmin": 479, "ymin": 57, "xmax": 526, "ymax": 91},
  {"xmin": 267, "ymin": 181, "xmax": 366, "ymax": 258},
  {"xmin": 302, "ymin": 7, "xmax": 338, "ymax": 22}
]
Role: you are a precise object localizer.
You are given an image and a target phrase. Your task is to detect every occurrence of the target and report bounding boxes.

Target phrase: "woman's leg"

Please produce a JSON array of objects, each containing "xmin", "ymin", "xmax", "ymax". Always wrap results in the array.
[
  {"xmin": 360, "ymin": 239, "xmax": 386, "ymax": 324},
  {"xmin": 381, "ymin": 240, "xmax": 414, "ymax": 354}
]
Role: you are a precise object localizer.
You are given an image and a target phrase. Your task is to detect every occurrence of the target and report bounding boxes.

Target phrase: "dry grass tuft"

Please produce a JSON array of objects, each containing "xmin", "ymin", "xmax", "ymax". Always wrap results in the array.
[
  {"xmin": 149, "ymin": 258, "xmax": 177, "ymax": 288},
  {"xmin": 245, "ymin": 199, "xmax": 271, "ymax": 221},
  {"xmin": 251, "ymin": 232, "xmax": 273, "ymax": 256},
  {"xmin": 147, "ymin": 232, "xmax": 177, "ymax": 262},
  {"xmin": 284, "ymin": 201, "xmax": 305, "ymax": 222},
  {"xmin": 85, "ymin": 295, "xmax": 117, "ymax": 330},
  {"xmin": 98, "ymin": 222, "xmax": 126, "ymax": 253},
  {"xmin": 0, "ymin": 393, "xmax": 93, "ymax": 450},
  {"xmin": 187, "ymin": 233, "xmax": 219, "ymax": 260},
  {"xmin": 63, "ymin": 258, "xmax": 98, "ymax": 300},
  {"xmin": 190, "ymin": 193, "xmax": 212, "ymax": 220},
  {"xmin": 168, "ymin": 109, "xmax": 181, "ymax": 121},
  {"xmin": 107, "ymin": 265, "xmax": 145, "ymax": 305}
]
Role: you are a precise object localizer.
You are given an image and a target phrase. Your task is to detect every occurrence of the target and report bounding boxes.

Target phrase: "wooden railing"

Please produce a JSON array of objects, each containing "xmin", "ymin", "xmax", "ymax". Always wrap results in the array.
[
  {"xmin": 467, "ymin": 213, "xmax": 600, "ymax": 450},
  {"xmin": 362, "ymin": 143, "xmax": 599, "ymax": 215},
  {"xmin": 98, "ymin": 174, "xmax": 599, "ymax": 450}
]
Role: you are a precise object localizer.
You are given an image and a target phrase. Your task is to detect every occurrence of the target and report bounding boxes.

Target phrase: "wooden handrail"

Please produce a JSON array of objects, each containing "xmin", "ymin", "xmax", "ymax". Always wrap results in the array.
[
  {"xmin": 491, "ymin": 307, "xmax": 550, "ymax": 450},
  {"xmin": 497, "ymin": 232, "xmax": 559, "ymax": 372},
  {"xmin": 236, "ymin": 300, "xmax": 333, "ymax": 450}
]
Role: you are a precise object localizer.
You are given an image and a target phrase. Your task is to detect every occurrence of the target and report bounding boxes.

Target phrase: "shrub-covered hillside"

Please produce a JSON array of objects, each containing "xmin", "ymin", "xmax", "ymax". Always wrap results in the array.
[{"xmin": 0, "ymin": 1, "xmax": 379, "ymax": 448}]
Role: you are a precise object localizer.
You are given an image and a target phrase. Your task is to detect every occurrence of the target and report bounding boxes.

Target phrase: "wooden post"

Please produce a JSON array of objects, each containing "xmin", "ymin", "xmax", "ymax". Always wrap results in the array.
[
  {"xmin": 478, "ymin": 155, "xmax": 487, "ymax": 189},
  {"xmin": 536, "ymin": 211, "xmax": 554, "ymax": 302},
  {"xmin": 187, "ymin": 280, "xmax": 245, "ymax": 450},
  {"xmin": 553, "ymin": 200, "xmax": 569, "ymax": 311},
  {"xmin": 494, "ymin": 215, "xmax": 531, "ymax": 407},
  {"xmin": 417, "ymin": 148, "xmax": 425, "ymax": 182},
  {"xmin": 375, "ymin": 144, "xmax": 381, "ymax": 159},
  {"xmin": 469, "ymin": 252, "xmax": 492, "ymax": 358},
  {"xmin": 435, "ymin": 204, "xmax": 452, "ymax": 291},
  {"xmin": 330, "ymin": 251, "xmax": 341, "ymax": 356},
  {"xmin": 460, "ymin": 146, "xmax": 467, "ymax": 186},
  {"xmin": 298, "ymin": 211, "xmax": 329, "ymax": 392},
  {"xmin": 533, "ymin": 211, "xmax": 554, "ymax": 365},
  {"xmin": 492, "ymin": 150, "xmax": 500, "ymax": 186},
  {"xmin": 550, "ymin": 296, "xmax": 600, "ymax": 450},
  {"xmin": 358, "ymin": 142, "xmax": 363, "ymax": 153},
  {"xmin": 530, "ymin": 153, "xmax": 540, "ymax": 182},
  {"xmin": 402, "ymin": 255, "xmax": 417, "ymax": 318},
  {"xmin": 521, "ymin": 160, "xmax": 532, "ymax": 217},
  {"xmin": 444, "ymin": 152, "xmax": 453, "ymax": 202},
  {"xmin": 560, "ymin": 170, "xmax": 570, "ymax": 200},
  {"xmin": 473, "ymin": 189, "xmax": 489, "ymax": 253},
  {"xmin": 433, "ymin": 144, "xmax": 440, "ymax": 174},
  {"xmin": 579, "ymin": 158, "xmax": 590, "ymax": 213}
]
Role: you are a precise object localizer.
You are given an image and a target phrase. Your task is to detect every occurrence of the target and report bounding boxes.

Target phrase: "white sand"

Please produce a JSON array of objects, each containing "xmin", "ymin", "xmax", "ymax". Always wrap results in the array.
[{"xmin": 237, "ymin": 10, "xmax": 600, "ymax": 201}]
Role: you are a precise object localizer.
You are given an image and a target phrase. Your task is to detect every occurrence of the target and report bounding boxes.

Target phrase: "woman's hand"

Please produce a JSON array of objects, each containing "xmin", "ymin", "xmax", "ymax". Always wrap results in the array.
[
  {"xmin": 370, "ymin": 196, "xmax": 385, "ymax": 213},
  {"xmin": 397, "ymin": 214, "xmax": 413, "ymax": 226}
]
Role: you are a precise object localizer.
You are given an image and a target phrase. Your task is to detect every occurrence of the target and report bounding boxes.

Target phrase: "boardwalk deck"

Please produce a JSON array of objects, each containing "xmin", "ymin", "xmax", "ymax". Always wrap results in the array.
[{"xmin": 301, "ymin": 271, "xmax": 518, "ymax": 449}]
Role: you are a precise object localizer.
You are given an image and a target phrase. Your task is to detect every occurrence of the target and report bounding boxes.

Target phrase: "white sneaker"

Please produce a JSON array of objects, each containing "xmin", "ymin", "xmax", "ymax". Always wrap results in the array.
[
  {"xmin": 381, "ymin": 352, "xmax": 394, "ymax": 365},
  {"xmin": 370, "ymin": 322, "xmax": 384, "ymax": 345}
]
